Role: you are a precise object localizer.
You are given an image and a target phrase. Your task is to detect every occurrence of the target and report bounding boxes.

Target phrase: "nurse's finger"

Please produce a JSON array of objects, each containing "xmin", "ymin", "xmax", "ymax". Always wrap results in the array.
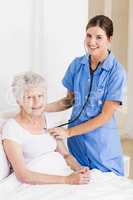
[
  {"xmin": 50, "ymin": 132, "xmax": 62, "ymax": 138},
  {"xmin": 48, "ymin": 130, "xmax": 58, "ymax": 135},
  {"xmin": 55, "ymin": 135, "xmax": 65, "ymax": 140},
  {"xmin": 48, "ymin": 128, "xmax": 56, "ymax": 132},
  {"xmin": 50, "ymin": 133, "xmax": 58, "ymax": 138}
]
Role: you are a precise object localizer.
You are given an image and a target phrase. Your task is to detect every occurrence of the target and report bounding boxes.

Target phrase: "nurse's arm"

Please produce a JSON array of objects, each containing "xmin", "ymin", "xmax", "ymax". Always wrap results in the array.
[
  {"xmin": 67, "ymin": 100, "xmax": 120, "ymax": 137},
  {"xmin": 45, "ymin": 90, "xmax": 74, "ymax": 112}
]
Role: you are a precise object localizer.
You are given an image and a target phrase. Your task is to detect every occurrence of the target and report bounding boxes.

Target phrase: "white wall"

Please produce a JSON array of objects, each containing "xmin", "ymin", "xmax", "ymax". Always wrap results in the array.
[
  {"xmin": 43, "ymin": 0, "xmax": 88, "ymax": 98},
  {"xmin": 0, "ymin": 0, "xmax": 32, "ymax": 112},
  {"xmin": 42, "ymin": 0, "xmax": 88, "ymax": 125},
  {"xmin": 0, "ymin": 0, "xmax": 88, "ymax": 125}
]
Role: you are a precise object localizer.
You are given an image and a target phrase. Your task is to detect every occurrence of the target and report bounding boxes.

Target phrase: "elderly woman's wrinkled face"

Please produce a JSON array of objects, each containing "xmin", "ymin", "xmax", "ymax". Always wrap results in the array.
[{"xmin": 21, "ymin": 86, "xmax": 46, "ymax": 116}]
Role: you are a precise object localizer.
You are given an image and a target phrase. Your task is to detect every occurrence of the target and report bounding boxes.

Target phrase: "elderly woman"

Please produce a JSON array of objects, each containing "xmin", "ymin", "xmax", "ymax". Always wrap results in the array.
[{"xmin": 2, "ymin": 71, "xmax": 90, "ymax": 185}]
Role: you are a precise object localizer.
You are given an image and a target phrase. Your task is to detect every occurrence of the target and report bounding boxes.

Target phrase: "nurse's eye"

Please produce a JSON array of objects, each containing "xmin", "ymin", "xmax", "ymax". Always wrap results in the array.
[
  {"xmin": 86, "ymin": 33, "xmax": 92, "ymax": 38},
  {"xmin": 96, "ymin": 35, "xmax": 102, "ymax": 40}
]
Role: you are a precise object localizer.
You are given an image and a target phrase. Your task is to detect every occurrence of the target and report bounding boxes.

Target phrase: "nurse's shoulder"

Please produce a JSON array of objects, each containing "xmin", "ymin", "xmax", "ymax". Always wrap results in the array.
[
  {"xmin": 68, "ymin": 54, "xmax": 88, "ymax": 72},
  {"xmin": 109, "ymin": 53, "xmax": 126, "ymax": 79}
]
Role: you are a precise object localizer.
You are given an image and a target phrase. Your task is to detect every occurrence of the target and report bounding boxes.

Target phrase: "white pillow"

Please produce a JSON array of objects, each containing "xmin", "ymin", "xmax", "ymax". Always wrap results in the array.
[
  {"xmin": 0, "ymin": 117, "xmax": 11, "ymax": 181},
  {"xmin": 0, "ymin": 137, "xmax": 10, "ymax": 180}
]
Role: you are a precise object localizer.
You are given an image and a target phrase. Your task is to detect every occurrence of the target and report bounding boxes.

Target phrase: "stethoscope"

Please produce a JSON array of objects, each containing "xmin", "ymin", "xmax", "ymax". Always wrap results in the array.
[{"xmin": 56, "ymin": 55, "xmax": 100, "ymax": 128}]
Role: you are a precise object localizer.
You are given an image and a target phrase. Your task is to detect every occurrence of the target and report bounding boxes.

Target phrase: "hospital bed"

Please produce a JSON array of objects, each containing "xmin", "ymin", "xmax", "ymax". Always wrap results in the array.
[{"xmin": 0, "ymin": 167, "xmax": 133, "ymax": 200}]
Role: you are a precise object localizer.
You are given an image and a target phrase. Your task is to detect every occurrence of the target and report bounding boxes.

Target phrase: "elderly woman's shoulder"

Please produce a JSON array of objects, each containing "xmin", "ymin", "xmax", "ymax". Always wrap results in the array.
[{"xmin": 2, "ymin": 118, "xmax": 18, "ymax": 131}]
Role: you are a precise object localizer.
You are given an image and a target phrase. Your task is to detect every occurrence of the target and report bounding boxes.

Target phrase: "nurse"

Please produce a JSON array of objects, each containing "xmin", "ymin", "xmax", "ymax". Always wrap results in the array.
[{"xmin": 47, "ymin": 15, "xmax": 126, "ymax": 176}]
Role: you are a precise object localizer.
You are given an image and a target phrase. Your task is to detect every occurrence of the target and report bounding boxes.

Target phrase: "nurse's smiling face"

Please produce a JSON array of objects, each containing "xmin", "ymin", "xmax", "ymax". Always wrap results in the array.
[{"xmin": 85, "ymin": 26, "xmax": 112, "ymax": 58}]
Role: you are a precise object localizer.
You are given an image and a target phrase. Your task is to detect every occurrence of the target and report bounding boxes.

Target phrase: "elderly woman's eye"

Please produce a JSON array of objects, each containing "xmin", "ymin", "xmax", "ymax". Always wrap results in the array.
[
  {"xmin": 27, "ymin": 96, "xmax": 32, "ymax": 99},
  {"xmin": 38, "ymin": 94, "xmax": 44, "ymax": 98}
]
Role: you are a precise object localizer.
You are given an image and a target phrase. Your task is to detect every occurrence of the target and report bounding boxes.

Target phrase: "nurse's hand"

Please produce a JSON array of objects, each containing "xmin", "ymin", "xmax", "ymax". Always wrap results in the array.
[{"xmin": 48, "ymin": 127, "xmax": 69, "ymax": 139}]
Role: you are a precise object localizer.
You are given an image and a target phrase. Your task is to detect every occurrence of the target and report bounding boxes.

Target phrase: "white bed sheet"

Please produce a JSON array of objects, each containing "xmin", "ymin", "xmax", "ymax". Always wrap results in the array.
[{"xmin": 0, "ymin": 169, "xmax": 133, "ymax": 200}]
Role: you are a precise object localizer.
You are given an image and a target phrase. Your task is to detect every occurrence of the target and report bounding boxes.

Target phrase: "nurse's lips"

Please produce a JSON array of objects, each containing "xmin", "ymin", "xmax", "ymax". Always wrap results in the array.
[
  {"xmin": 32, "ymin": 106, "xmax": 42, "ymax": 110},
  {"xmin": 88, "ymin": 46, "xmax": 98, "ymax": 50}
]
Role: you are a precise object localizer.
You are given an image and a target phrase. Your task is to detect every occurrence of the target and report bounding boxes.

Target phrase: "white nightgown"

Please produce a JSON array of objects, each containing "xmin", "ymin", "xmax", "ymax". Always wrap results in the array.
[{"xmin": 2, "ymin": 118, "xmax": 72, "ymax": 176}]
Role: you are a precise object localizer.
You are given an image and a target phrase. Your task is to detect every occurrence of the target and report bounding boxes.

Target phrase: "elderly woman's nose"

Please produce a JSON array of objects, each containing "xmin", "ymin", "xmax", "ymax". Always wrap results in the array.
[{"xmin": 33, "ymin": 97, "xmax": 40, "ymax": 104}]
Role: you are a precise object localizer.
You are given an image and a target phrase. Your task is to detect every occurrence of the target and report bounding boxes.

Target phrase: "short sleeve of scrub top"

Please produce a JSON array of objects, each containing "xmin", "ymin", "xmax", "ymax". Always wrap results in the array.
[
  {"xmin": 105, "ymin": 64, "xmax": 126, "ymax": 105},
  {"xmin": 62, "ymin": 58, "xmax": 78, "ymax": 92}
]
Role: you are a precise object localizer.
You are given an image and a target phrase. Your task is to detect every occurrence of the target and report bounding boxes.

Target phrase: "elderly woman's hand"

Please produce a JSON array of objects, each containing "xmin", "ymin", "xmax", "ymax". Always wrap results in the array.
[
  {"xmin": 65, "ymin": 168, "xmax": 90, "ymax": 185},
  {"xmin": 48, "ymin": 127, "xmax": 69, "ymax": 139},
  {"xmin": 78, "ymin": 166, "xmax": 90, "ymax": 175}
]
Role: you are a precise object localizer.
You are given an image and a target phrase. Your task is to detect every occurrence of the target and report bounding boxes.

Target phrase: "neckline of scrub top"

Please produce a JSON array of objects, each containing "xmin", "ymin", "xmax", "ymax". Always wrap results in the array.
[
  {"xmin": 89, "ymin": 55, "xmax": 101, "ymax": 74},
  {"xmin": 89, "ymin": 50, "xmax": 110, "ymax": 72},
  {"xmin": 85, "ymin": 50, "xmax": 113, "ymax": 72}
]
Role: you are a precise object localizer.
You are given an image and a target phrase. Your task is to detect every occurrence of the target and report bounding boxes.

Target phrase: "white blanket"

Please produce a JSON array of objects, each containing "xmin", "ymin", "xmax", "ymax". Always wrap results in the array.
[{"xmin": 0, "ymin": 157, "xmax": 133, "ymax": 200}]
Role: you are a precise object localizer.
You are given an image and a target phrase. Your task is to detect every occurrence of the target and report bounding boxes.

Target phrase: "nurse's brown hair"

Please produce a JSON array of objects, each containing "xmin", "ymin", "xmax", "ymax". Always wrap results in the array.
[{"xmin": 86, "ymin": 15, "xmax": 113, "ymax": 38}]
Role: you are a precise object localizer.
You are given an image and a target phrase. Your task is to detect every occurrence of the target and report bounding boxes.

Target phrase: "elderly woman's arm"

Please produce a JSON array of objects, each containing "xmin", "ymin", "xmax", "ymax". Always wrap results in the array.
[
  {"xmin": 56, "ymin": 139, "xmax": 90, "ymax": 174},
  {"xmin": 3, "ymin": 140, "xmax": 89, "ymax": 185},
  {"xmin": 45, "ymin": 91, "xmax": 74, "ymax": 112}
]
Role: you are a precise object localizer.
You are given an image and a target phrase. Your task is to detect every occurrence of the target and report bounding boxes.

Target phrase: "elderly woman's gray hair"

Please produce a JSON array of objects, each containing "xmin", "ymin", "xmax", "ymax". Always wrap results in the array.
[{"xmin": 12, "ymin": 71, "xmax": 47, "ymax": 102}]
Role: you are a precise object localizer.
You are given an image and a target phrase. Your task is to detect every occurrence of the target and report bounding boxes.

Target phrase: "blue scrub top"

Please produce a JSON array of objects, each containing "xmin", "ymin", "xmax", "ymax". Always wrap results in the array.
[{"xmin": 62, "ymin": 52, "xmax": 126, "ymax": 176}]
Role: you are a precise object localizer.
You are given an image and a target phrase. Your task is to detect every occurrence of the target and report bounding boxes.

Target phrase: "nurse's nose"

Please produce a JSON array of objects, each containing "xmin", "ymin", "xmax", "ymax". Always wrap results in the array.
[{"xmin": 89, "ymin": 37, "xmax": 96, "ymax": 45}]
